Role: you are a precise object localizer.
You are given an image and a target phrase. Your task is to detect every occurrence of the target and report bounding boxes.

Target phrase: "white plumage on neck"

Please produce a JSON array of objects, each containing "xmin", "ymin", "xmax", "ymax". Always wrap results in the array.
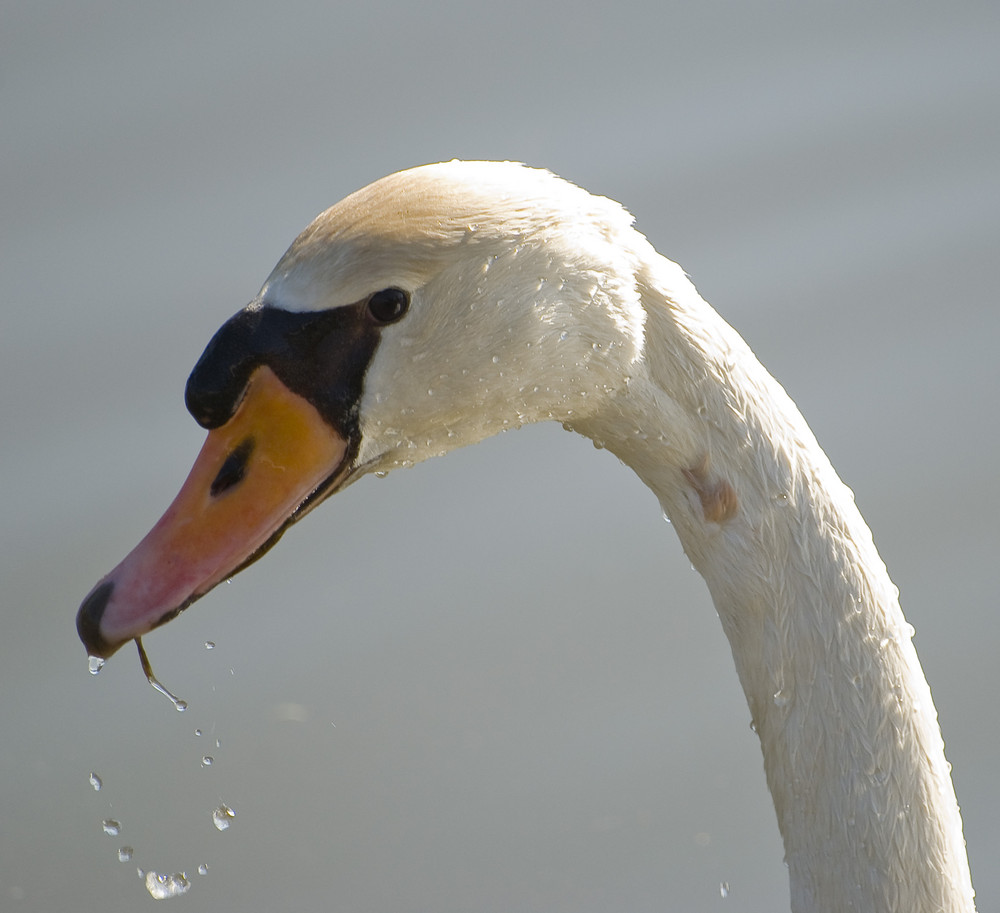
[
  {"xmin": 264, "ymin": 161, "xmax": 976, "ymax": 911},
  {"xmin": 581, "ymin": 258, "xmax": 974, "ymax": 911}
]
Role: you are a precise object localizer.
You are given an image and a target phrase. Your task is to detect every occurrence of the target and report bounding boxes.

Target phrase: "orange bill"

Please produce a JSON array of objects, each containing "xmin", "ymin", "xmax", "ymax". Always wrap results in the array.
[{"xmin": 77, "ymin": 366, "xmax": 349, "ymax": 658}]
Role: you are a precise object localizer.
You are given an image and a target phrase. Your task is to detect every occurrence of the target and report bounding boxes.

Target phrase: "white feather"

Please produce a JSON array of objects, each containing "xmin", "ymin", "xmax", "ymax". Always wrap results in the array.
[{"xmin": 260, "ymin": 161, "xmax": 976, "ymax": 912}]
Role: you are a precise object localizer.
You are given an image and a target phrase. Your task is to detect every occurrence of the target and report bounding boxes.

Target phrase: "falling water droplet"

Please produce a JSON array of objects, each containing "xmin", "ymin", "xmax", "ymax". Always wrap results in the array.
[
  {"xmin": 204, "ymin": 641, "xmax": 215, "ymax": 650},
  {"xmin": 197, "ymin": 863, "xmax": 209, "ymax": 876},
  {"xmin": 102, "ymin": 819, "xmax": 121, "ymax": 837},
  {"xmin": 212, "ymin": 804, "xmax": 236, "ymax": 831},
  {"xmin": 118, "ymin": 846, "xmax": 133, "ymax": 863},
  {"xmin": 720, "ymin": 881, "xmax": 730, "ymax": 899},
  {"xmin": 89, "ymin": 772, "xmax": 103, "ymax": 791},
  {"xmin": 144, "ymin": 870, "xmax": 191, "ymax": 899},
  {"xmin": 201, "ymin": 756, "xmax": 214, "ymax": 767},
  {"xmin": 136, "ymin": 638, "xmax": 187, "ymax": 711},
  {"xmin": 194, "ymin": 729, "xmax": 202, "ymax": 737},
  {"xmin": 88, "ymin": 656, "xmax": 105, "ymax": 675}
]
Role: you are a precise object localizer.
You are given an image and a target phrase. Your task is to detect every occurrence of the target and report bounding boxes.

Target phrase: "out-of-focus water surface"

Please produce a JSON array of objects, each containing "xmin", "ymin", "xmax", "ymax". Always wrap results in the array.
[{"xmin": 2, "ymin": 3, "xmax": 998, "ymax": 910}]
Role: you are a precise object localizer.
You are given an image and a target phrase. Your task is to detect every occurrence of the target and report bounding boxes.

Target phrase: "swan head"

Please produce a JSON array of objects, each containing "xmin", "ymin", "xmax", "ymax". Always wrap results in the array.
[{"xmin": 76, "ymin": 161, "xmax": 649, "ymax": 659}]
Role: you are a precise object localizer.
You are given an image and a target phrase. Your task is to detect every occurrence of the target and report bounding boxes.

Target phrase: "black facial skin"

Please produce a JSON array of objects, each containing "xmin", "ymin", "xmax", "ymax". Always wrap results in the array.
[
  {"xmin": 186, "ymin": 289, "xmax": 410, "ymax": 440},
  {"xmin": 186, "ymin": 300, "xmax": 377, "ymax": 437},
  {"xmin": 181, "ymin": 291, "xmax": 413, "ymax": 585},
  {"xmin": 181, "ymin": 299, "xmax": 386, "ymax": 568}
]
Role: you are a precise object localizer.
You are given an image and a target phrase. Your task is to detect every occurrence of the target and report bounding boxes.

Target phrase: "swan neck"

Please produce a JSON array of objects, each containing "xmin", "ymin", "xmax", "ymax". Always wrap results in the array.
[{"xmin": 576, "ymin": 262, "xmax": 975, "ymax": 912}]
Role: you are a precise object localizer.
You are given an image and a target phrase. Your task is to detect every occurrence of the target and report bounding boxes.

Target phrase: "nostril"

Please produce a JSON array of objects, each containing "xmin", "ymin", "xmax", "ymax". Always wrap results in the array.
[
  {"xmin": 77, "ymin": 580, "xmax": 115, "ymax": 656},
  {"xmin": 210, "ymin": 437, "xmax": 255, "ymax": 497}
]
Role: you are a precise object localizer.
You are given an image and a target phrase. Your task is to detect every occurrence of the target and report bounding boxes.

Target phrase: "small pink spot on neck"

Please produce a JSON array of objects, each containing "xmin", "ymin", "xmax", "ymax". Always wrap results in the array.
[{"xmin": 683, "ymin": 456, "xmax": 739, "ymax": 524}]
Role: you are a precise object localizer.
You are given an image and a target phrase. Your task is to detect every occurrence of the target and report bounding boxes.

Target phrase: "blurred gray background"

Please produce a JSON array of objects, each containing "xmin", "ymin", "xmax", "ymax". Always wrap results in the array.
[{"xmin": 3, "ymin": 2, "xmax": 998, "ymax": 910}]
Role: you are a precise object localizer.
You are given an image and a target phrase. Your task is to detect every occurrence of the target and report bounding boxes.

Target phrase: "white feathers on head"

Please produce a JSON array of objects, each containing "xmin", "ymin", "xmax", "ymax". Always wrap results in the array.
[{"xmin": 258, "ymin": 161, "xmax": 652, "ymax": 472}]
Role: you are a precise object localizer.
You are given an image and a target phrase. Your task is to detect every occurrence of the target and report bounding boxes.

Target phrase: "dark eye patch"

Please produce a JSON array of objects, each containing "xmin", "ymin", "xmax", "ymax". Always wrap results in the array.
[
  {"xmin": 210, "ymin": 437, "xmax": 255, "ymax": 497},
  {"xmin": 185, "ymin": 299, "xmax": 384, "ymax": 442}
]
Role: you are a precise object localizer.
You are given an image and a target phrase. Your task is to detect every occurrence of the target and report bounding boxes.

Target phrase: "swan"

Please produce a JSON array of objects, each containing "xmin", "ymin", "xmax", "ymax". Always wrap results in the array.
[{"xmin": 76, "ymin": 161, "xmax": 976, "ymax": 912}]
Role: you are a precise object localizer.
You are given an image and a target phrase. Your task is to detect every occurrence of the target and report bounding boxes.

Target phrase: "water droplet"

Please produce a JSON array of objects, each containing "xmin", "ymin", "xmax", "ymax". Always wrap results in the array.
[
  {"xmin": 197, "ymin": 863, "xmax": 208, "ymax": 876},
  {"xmin": 88, "ymin": 656, "xmax": 105, "ymax": 675},
  {"xmin": 749, "ymin": 719, "xmax": 758, "ymax": 734},
  {"xmin": 903, "ymin": 623, "xmax": 915, "ymax": 639},
  {"xmin": 194, "ymin": 729, "xmax": 202, "ymax": 737},
  {"xmin": 215, "ymin": 738, "xmax": 222, "ymax": 749},
  {"xmin": 558, "ymin": 331, "xmax": 568, "ymax": 341},
  {"xmin": 212, "ymin": 804, "xmax": 236, "ymax": 831},
  {"xmin": 144, "ymin": 870, "xmax": 191, "ymax": 900},
  {"xmin": 491, "ymin": 355, "xmax": 500, "ymax": 364},
  {"xmin": 374, "ymin": 470, "xmax": 388, "ymax": 479},
  {"xmin": 89, "ymin": 772, "xmax": 103, "ymax": 791},
  {"xmin": 201, "ymin": 756, "xmax": 214, "ymax": 767},
  {"xmin": 720, "ymin": 881, "xmax": 730, "ymax": 898},
  {"xmin": 204, "ymin": 641, "xmax": 215, "ymax": 650},
  {"xmin": 118, "ymin": 846, "xmax": 133, "ymax": 863},
  {"xmin": 136, "ymin": 638, "xmax": 187, "ymax": 711},
  {"xmin": 102, "ymin": 819, "xmax": 121, "ymax": 837},
  {"xmin": 773, "ymin": 689, "xmax": 791, "ymax": 708}
]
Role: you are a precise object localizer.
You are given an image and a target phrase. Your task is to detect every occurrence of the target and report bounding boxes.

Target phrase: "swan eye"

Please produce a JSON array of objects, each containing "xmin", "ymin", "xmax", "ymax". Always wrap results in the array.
[{"xmin": 367, "ymin": 288, "xmax": 410, "ymax": 324}]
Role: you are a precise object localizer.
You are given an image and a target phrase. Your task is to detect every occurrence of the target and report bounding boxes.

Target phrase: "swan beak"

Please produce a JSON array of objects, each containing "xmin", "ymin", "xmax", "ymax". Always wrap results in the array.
[{"xmin": 76, "ymin": 366, "xmax": 349, "ymax": 659}]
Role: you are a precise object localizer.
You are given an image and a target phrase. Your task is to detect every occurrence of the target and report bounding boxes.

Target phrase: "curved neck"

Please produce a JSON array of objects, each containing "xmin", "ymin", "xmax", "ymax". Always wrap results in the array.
[{"xmin": 575, "ymin": 259, "xmax": 975, "ymax": 912}]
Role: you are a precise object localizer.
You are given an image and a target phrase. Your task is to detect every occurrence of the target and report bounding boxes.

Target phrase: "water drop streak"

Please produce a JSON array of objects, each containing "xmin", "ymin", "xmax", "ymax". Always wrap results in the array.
[{"xmin": 135, "ymin": 638, "xmax": 188, "ymax": 711}]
